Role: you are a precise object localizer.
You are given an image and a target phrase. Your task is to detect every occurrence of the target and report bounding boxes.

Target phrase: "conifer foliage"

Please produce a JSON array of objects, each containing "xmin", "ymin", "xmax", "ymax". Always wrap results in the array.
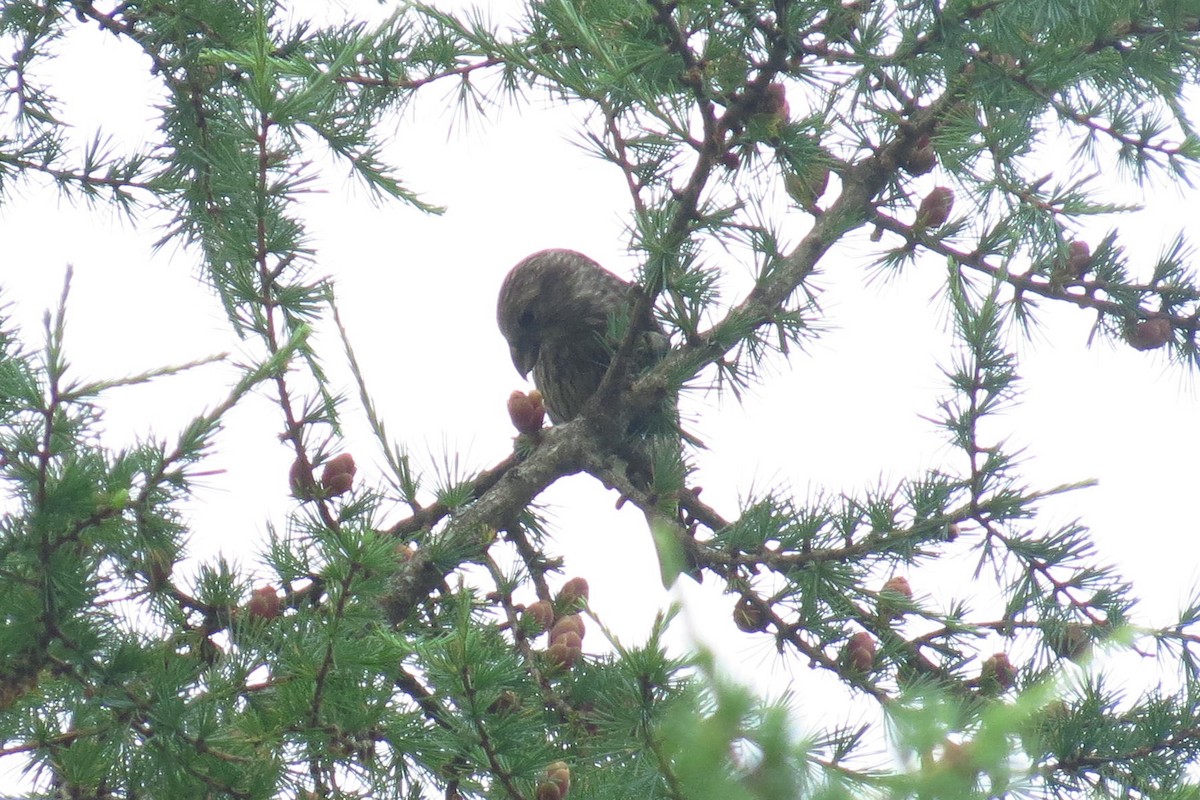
[{"xmin": 1, "ymin": 1, "xmax": 1199, "ymax": 798}]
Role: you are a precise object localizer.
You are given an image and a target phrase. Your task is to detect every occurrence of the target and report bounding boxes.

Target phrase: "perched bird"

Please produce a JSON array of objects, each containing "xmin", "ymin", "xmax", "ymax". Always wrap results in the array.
[
  {"xmin": 496, "ymin": 248, "xmax": 670, "ymax": 430},
  {"xmin": 497, "ymin": 248, "xmax": 698, "ymax": 584}
]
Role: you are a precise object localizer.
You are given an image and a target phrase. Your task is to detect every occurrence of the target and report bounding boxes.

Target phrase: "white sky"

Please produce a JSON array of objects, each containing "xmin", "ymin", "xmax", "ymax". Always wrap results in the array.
[{"xmin": 2, "ymin": 0, "xmax": 1199, "ymax": 786}]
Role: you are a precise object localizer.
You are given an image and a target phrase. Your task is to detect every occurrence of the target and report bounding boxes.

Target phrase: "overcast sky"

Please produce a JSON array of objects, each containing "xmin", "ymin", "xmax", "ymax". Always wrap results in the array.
[{"xmin": 3, "ymin": 1, "xmax": 1199, "ymax": 779}]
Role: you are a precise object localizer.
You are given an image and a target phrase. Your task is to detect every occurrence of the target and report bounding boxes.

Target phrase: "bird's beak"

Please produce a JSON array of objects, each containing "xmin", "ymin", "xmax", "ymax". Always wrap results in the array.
[{"xmin": 510, "ymin": 342, "xmax": 538, "ymax": 378}]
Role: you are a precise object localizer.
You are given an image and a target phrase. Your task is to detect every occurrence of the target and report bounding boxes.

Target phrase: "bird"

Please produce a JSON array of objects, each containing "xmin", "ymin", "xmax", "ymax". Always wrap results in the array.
[
  {"xmin": 496, "ymin": 248, "xmax": 667, "ymax": 426},
  {"xmin": 497, "ymin": 248, "xmax": 699, "ymax": 584}
]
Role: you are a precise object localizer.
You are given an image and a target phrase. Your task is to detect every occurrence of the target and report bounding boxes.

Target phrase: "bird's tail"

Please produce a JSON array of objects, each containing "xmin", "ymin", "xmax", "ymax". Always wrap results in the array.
[{"xmin": 626, "ymin": 437, "xmax": 703, "ymax": 587}]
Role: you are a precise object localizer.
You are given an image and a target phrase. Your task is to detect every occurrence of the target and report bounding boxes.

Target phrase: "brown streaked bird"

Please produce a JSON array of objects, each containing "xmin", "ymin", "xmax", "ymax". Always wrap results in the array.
[
  {"xmin": 497, "ymin": 248, "xmax": 699, "ymax": 585},
  {"xmin": 496, "ymin": 248, "xmax": 669, "ymax": 429}
]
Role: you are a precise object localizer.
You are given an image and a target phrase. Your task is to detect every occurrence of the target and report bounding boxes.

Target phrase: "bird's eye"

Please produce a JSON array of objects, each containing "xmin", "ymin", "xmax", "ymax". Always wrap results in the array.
[{"xmin": 518, "ymin": 310, "xmax": 535, "ymax": 328}]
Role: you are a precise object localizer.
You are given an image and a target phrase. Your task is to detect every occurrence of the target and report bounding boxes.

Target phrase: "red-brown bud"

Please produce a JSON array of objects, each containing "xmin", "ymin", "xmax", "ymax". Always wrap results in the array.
[
  {"xmin": 973, "ymin": 49, "xmax": 1018, "ymax": 72},
  {"xmin": 536, "ymin": 782, "xmax": 563, "ymax": 800},
  {"xmin": 1049, "ymin": 622, "xmax": 1091, "ymax": 662},
  {"xmin": 1019, "ymin": 699, "xmax": 1071, "ymax": 752},
  {"xmin": 546, "ymin": 761, "xmax": 571, "ymax": 798},
  {"xmin": 323, "ymin": 472, "xmax": 353, "ymax": 497},
  {"xmin": 523, "ymin": 600, "xmax": 555, "ymax": 635},
  {"xmin": 556, "ymin": 577, "xmax": 590, "ymax": 610},
  {"xmin": 1110, "ymin": 19, "xmax": 1134, "ymax": 37},
  {"xmin": 845, "ymin": 631, "xmax": 876, "ymax": 672},
  {"xmin": 915, "ymin": 186, "xmax": 954, "ymax": 230},
  {"xmin": 247, "ymin": 586, "xmax": 281, "ymax": 620},
  {"xmin": 1128, "ymin": 318, "xmax": 1171, "ymax": 351},
  {"xmin": 1062, "ymin": 240, "xmax": 1092, "ymax": 279},
  {"xmin": 320, "ymin": 453, "xmax": 357, "ymax": 497},
  {"xmin": 289, "ymin": 457, "xmax": 317, "ymax": 500},
  {"xmin": 763, "ymin": 83, "xmax": 789, "ymax": 118},
  {"xmin": 992, "ymin": 53, "xmax": 1019, "ymax": 71},
  {"xmin": 488, "ymin": 689, "xmax": 521, "ymax": 716},
  {"xmin": 902, "ymin": 136, "xmax": 936, "ymax": 176},
  {"xmin": 545, "ymin": 632, "xmax": 583, "ymax": 670},
  {"xmin": 979, "ymin": 652, "xmax": 1017, "ymax": 693},
  {"xmin": 552, "ymin": 630, "xmax": 583, "ymax": 652},
  {"xmin": 733, "ymin": 596, "xmax": 770, "ymax": 633},
  {"xmin": 550, "ymin": 614, "xmax": 585, "ymax": 644},
  {"xmin": 507, "ymin": 390, "xmax": 546, "ymax": 435},
  {"xmin": 939, "ymin": 740, "xmax": 976, "ymax": 778},
  {"xmin": 877, "ymin": 576, "xmax": 913, "ymax": 621},
  {"xmin": 752, "ymin": 83, "xmax": 790, "ymax": 134}
]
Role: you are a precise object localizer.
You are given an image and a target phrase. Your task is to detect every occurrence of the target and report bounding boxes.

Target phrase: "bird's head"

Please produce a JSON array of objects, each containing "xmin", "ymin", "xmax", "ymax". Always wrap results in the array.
[
  {"xmin": 497, "ymin": 249, "xmax": 604, "ymax": 377},
  {"xmin": 501, "ymin": 304, "xmax": 540, "ymax": 379}
]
